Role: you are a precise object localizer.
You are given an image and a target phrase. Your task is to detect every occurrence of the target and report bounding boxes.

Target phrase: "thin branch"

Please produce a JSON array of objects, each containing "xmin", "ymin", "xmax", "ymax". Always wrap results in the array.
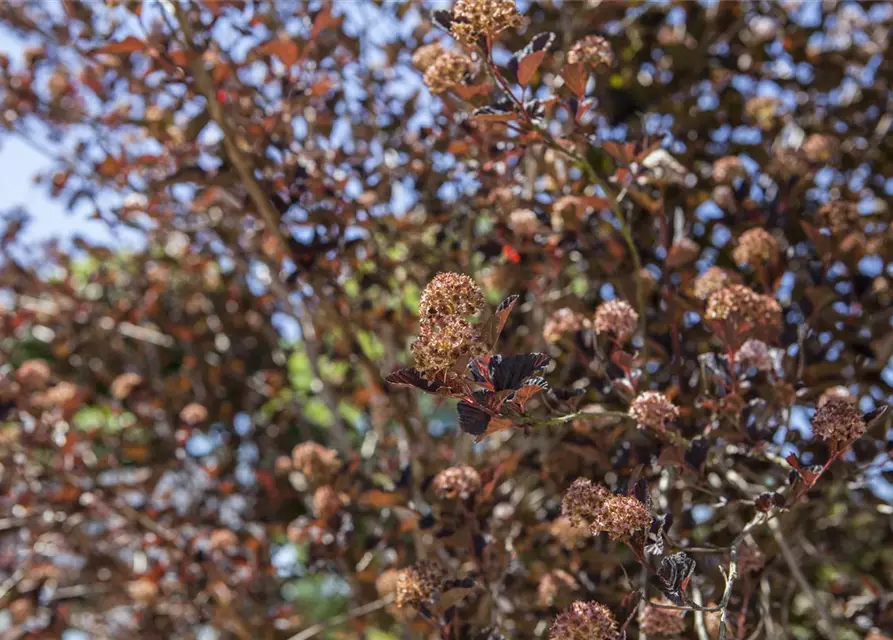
[
  {"xmin": 767, "ymin": 517, "xmax": 837, "ymax": 639},
  {"xmin": 286, "ymin": 594, "xmax": 395, "ymax": 640}
]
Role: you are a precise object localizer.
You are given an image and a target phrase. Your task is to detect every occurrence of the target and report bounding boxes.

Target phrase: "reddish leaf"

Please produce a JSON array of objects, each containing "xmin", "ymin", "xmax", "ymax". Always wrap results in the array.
[
  {"xmin": 514, "ymin": 33, "xmax": 555, "ymax": 87},
  {"xmin": 561, "ymin": 62, "xmax": 588, "ymax": 98},
  {"xmin": 93, "ymin": 36, "xmax": 145, "ymax": 56}
]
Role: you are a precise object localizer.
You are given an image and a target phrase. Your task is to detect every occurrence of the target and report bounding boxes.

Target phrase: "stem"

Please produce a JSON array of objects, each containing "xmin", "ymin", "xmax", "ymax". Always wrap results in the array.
[{"xmin": 286, "ymin": 594, "xmax": 396, "ymax": 640}]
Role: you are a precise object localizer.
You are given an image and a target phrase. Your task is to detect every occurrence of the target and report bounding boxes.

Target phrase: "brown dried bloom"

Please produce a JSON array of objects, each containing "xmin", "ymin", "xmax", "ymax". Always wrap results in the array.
[
  {"xmin": 412, "ymin": 42, "xmax": 445, "ymax": 70},
  {"xmin": 769, "ymin": 147, "xmax": 810, "ymax": 180},
  {"xmin": 693, "ymin": 267, "xmax": 736, "ymax": 301},
  {"xmin": 312, "ymin": 485, "xmax": 346, "ymax": 520},
  {"xmin": 423, "ymin": 51, "xmax": 473, "ymax": 94},
  {"xmin": 744, "ymin": 95, "xmax": 780, "ymax": 129},
  {"xmin": 411, "ymin": 319, "xmax": 482, "ymax": 382},
  {"xmin": 291, "ymin": 441, "xmax": 341, "ymax": 484},
  {"xmin": 375, "ymin": 569, "xmax": 402, "ymax": 598},
  {"xmin": 802, "ymin": 133, "xmax": 840, "ymax": 164},
  {"xmin": 638, "ymin": 600, "xmax": 686, "ymax": 636},
  {"xmin": 706, "ymin": 285, "xmax": 782, "ymax": 340},
  {"xmin": 16, "ymin": 359, "xmax": 51, "ymax": 389},
  {"xmin": 811, "ymin": 397, "xmax": 866, "ymax": 443},
  {"xmin": 550, "ymin": 600, "xmax": 618, "ymax": 640},
  {"xmin": 817, "ymin": 201, "xmax": 859, "ymax": 234},
  {"xmin": 817, "ymin": 385, "xmax": 855, "ymax": 409},
  {"xmin": 179, "ymin": 402, "xmax": 208, "ymax": 425},
  {"xmin": 419, "ymin": 272, "xmax": 485, "ymax": 322},
  {"xmin": 562, "ymin": 478, "xmax": 650, "ymax": 540},
  {"xmin": 433, "ymin": 465, "xmax": 482, "ymax": 500},
  {"xmin": 567, "ymin": 35, "xmax": 614, "ymax": 69},
  {"xmin": 629, "ymin": 391, "xmax": 679, "ymax": 431},
  {"xmin": 712, "ymin": 155, "xmax": 746, "ymax": 184},
  {"xmin": 544, "ymin": 308, "xmax": 590, "ymax": 344},
  {"xmin": 735, "ymin": 339, "xmax": 774, "ymax": 373},
  {"xmin": 508, "ymin": 208, "xmax": 541, "ymax": 236},
  {"xmin": 537, "ymin": 569, "xmax": 579, "ymax": 607},
  {"xmin": 733, "ymin": 228, "xmax": 779, "ymax": 266},
  {"xmin": 593, "ymin": 299, "xmax": 638, "ymax": 344},
  {"xmin": 449, "ymin": 0, "xmax": 524, "ymax": 48},
  {"xmin": 395, "ymin": 561, "xmax": 448, "ymax": 608},
  {"xmin": 550, "ymin": 515, "xmax": 590, "ymax": 548}
]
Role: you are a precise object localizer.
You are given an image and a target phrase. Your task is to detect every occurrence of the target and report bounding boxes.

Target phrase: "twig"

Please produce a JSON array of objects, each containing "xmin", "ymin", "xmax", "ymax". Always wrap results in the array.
[
  {"xmin": 286, "ymin": 593, "xmax": 396, "ymax": 640},
  {"xmin": 717, "ymin": 513, "xmax": 766, "ymax": 640},
  {"xmin": 768, "ymin": 517, "xmax": 837, "ymax": 639},
  {"xmin": 692, "ymin": 584, "xmax": 711, "ymax": 640}
]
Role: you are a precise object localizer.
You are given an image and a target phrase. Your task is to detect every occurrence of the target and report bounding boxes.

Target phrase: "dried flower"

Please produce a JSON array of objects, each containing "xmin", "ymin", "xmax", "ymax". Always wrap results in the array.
[
  {"xmin": 802, "ymin": 133, "xmax": 840, "ymax": 164},
  {"xmin": 412, "ymin": 42, "xmax": 445, "ymax": 70},
  {"xmin": 423, "ymin": 51, "xmax": 473, "ymax": 94},
  {"xmin": 537, "ymin": 569, "xmax": 579, "ymax": 607},
  {"xmin": 433, "ymin": 465, "xmax": 482, "ymax": 500},
  {"xmin": 395, "ymin": 560, "xmax": 448, "ymax": 608},
  {"xmin": 550, "ymin": 515, "xmax": 590, "ymax": 548},
  {"xmin": 312, "ymin": 485, "xmax": 346, "ymax": 520},
  {"xmin": 769, "ymin": 147, "xmax": 809, "ymax": 180},
  {"xmin": 419, "ymin": 272, "xmax": 486, "ymax": 322},
  {"xmin": 638, "ymin": 600, "xmax": 686, "ymax": 636},
  {"xmin": 705, "ymin": 285, "xmax": 782, "ymax": 341},
  {"xmin": 110, "ymin": 372, "xmax": 142, "ymax": 399},
  {"xmin": 561, "ymin": 478, "xmax": 650, "ymax": 540},
  {"xmin": 550, "ymin": 600, "xmax": 618, "ymax": 640},
  {"xmin": 733, "ymin": 228, "xmax": 779, "ymax": 266},
  {"xmin": 449, "ymin": 0, "xmax": 524, "ymax": 48},
  {"xmin": 593, "ymin": 299, "xmax": 638, "ymax": 344},
  {"xmin": 712, "ymin": 155, "xmax": 746, "ymax": 184},
  {"xmin": 291, "ymin": 442, "xmax": 341, "ymax": 484},
  {"xmin": 811, "ymin": 397, "xmax": 866, "ymax": 443},
  {"xmin": 376, "ymin": 569, "xmax": 402, "ymax": 597},
  {"xmin": 567, "ymin": 35, "xmax": 613, "ymax": 69},
  {"xmin": 179, "ymin": 402, "xmax": 208, "ymax": 425},
  {"xmin": 543, "ymin": 308, "xmax": 590, "ymax": 344},
  {"xmin": 411, "ymin": 319, "xmax": 482, "ymax": 381},
  {"xmin": 666, "ymin": 237, "xmax": 700, "ymax": 268},
  {"xmin": 16, "ymin": 359, "xmax": 50, "ymax": 389},
  {"xmin": 629, "ymin": 391, "xmax": 679, "ymax": 431},
  {"xmin": 817, "ymin": 201, "xmax": 859, "ymax": 234},
  {"xmin": 744, "ymin": 95, "xmax": 780, "ymax": 129},
  {"xmin": 735, "ymin": 339, "xmax": 774, "ymax": 373},
  {"xmin": 508, "ymin": 208, "xmax": 542, "ymax": 236},
  {"xmin": 693, "ymin": 267, "xmax": 736, "ymax": 301},
  {"xmin": 817, "ymin": 385, "xmax": 855, "ymax": 409}
]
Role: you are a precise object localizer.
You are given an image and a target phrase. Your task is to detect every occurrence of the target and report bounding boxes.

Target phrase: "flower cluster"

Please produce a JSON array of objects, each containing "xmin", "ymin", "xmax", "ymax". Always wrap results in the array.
[
  {"xmin": 448, "ymin": 0, "xmax": 524, "ymax": 47},
  {"xmin": 693, "ymin": 266, "xmax": 737, "ymax": 301},
  {"xmin": 291, "ymin": 442, "xmax": 341, "ymax": 485},
  {"xmin": 629, "ymin": 391, "xmax": 679, "ymax": 431},
  {"xmin": 705, "ymin": 285, "xmax": 783, "ymax": 341},
  {"xmin": 567, "ymin": 35, "xmax": 614, "ymax": 69},
  {"xmin": 561, "ymin": 478, "xmax": 651, "ymax": 540},
  {"xmin": 395, "ymin": 560, "xmax": 448, "ymax": 608},
  {"xmin": 638, "ymin": 601, "xmax": 686, "ymax": 636},
  {"xmin": 733, "ymin": 228, "xmax": 780, "ymax": 266},
  {"xmin": 432, "ymin": 465, "xmax": 482, "ymax": 500},
  {"xmin": 550, "ymin": 600, "xmax": 618, "ymax": 640},
  {"xmin": 543, "ymin": 307, "xmax": 590, "ymax": 344},
  {"xmin": 423, "ymin": 51, "xmax": 474, "ymax": 94},
  {"xmin": 593, "ymin": 299, "xmax": 638, "ymax": 345},
  {"xmin": 811, "ymin": 397, "xmax": 866, "ymax": 444}
]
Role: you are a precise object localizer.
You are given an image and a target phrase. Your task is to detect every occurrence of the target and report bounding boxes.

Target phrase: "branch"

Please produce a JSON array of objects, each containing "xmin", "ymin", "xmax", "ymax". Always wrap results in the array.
[
  {"xmin": 716, "ymin": 513, "xmax": 766, "ymax": 640},
  {"xmin": 286, "ymin": 594, "xmax": 395, "ymax": 640}
]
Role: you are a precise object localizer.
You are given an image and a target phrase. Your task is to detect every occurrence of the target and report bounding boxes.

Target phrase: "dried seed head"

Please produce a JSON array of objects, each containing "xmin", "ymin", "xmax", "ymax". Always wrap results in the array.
[
  {"xmin": 705, "ymin": 285, "xmax": 783, "ymax": 341},
  {"xmin": 423, "ymin": 51, "xmax": 474, "ymax": 94},
  {"xmin": 693, "ymin": 267, "xmax": 736, "ymax": 301},
  {"xmin": 817, "ymin": 385, "xmax": 855, "ymax": 409},
  {"xmin": 449, "ymin": 0, "xmax": 524, "ymax": 47},
  {"xmin": 561, "ymin": 478, "xmax": 651, "ymax": 540},
  {"xmin": 567, "ymin": 35, "xmax": 614, "ymax": 69},
  {"xmin": 735, "ymin": 338, "xmax": 774, "ymax": 373},
  {"xmin": 744, "ymin": 95, "xmax": 780, "ymax": 129},
  {"xmin": 395, "ymin": 561, "xmax": 448, "ymax": 608},
  {"xmin": 733, "ymin": 228, "xmax": 779, "ymax": 266},
  {"xmin": 817, "ymin": 201, "xmax": 859, "ymax": 234},
  {"xmin": 736, "ymin": 542, "xmax": 765, "ymax": 574},
  {"xmin": 433, "ymin": 465, "xmax": 482, "ymax": 500},
  {"xmin": 508, "ymin": 208, "xmax": 541, "ymax": 236},
  {"xmin": 291, "ymin": 442, "xmax": 341, "ymax": 485},
  {"xmin": 537, "ymin": 569, "xmax": 579, "ymax": 607},
  {"xmin": 419, "ymin": 272, "xmax": 486, "ymax": 322},
  {"xmin": 412, "ymin": 42, "xmax": 446, "ymax": 70},
  {"xmin": 544, "ymin": 308, "xmax": 590, "ymax": 344},
  {"xmin": 16, "ymin": 359, "xmax": 50, "ymax": 389},
  {"xmin": 638, "ymin": 600, "xmax": 686, "ymax": 636},
  {"xmin": 712, "ymin": 155, "xmax": 746, "ymax": 184},
  {"xmin": 375, "ymin": 568, "xmax": 402, "ymax": 598},
  {"xmin": 629, "ymin": 391, "xmax": 679, "ymax": 431},
  {"xmin": 312, "ymin": 485, "xmax": 346, "ymax": 520},
  {"xmin": 550, "ymin": 600, "xmax": 618, "ymax": 640},
  {"xmin": 769, "ymin": 147, "xmax": 809, "ymax": 180},
  {"xmin": 411, "ymin": 319, "xmax": 482, "ymax": 381},
  {"xmin": 593, "ymin": 299, "xmax": 638, "ymax": 344},
  {"xmin": 802, "ymin": 133, "xmax": 840, "ymax": 164},
  {"xmin": 811, "ymin": 397, "xmax": 866, "ymax": 443}
]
